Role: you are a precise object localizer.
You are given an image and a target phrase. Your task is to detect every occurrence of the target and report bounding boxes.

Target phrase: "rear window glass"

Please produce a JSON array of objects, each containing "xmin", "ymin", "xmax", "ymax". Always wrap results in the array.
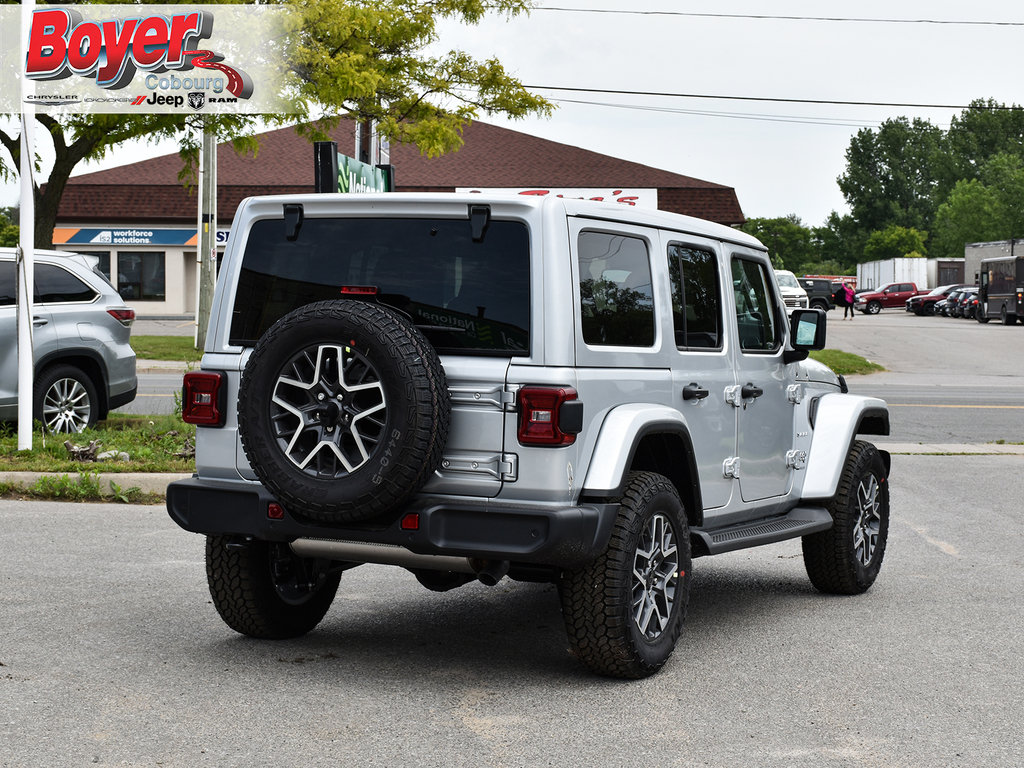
[
  {"xmin": 230, "ymin": 217, "xmax": 531, "ymax": 355},
  {"xmin": 35, "ymin": 264, "xmax": 98, "ymax": 304}
]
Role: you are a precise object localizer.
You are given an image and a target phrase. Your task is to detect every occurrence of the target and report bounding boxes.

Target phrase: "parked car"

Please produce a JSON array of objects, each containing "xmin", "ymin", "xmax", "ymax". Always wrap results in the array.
[
  {"xmin": 957, "ymin": 287, "xmax": 979, "ymax": 319},
  {"xmin": 773, "ymin": 269, "xmax": 809, "ymax": 313},
  {"xmin": 905, "ymin": 284, "xmax": 968, "ymax": 315},
  {"xmin": 168, "ymin": 193, "xmax": 891, "ymax": 679},
  {"xmin": 936, "ymin": 288, "xmax": 966, "ymax": 317},
  {"xmin": 855, "ymin": 282, "xmax": 927, "ymax": 314},
  {"xmin": 799, "ymin": 277, "xmax": 834, "ymax": 311},
  {"xmin": 0, "ymin": 249, "xmax": 137, "ymax": 433}
]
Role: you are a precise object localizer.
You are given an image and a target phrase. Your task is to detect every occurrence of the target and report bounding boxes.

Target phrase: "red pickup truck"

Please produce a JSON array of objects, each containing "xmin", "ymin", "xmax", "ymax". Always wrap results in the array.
[{"xmin": 855, "ymin": 282, "xmax": 926, "ymax": 314}]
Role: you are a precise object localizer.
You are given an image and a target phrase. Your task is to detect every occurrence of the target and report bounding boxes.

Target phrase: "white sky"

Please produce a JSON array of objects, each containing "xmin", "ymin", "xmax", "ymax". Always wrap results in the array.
[{"xmin": 5, "ymin": 0, "xmax": 1024, "ymax": 227}]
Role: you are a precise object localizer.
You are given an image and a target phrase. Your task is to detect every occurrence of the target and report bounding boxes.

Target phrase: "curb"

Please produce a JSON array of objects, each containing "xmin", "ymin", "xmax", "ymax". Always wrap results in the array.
[
  {"xmin": 0, "ymin": 471, "xmax": 191, "ymax": 498},
  {"xmin": 879, "ymin": 443, "xmax": 1024, "ymax": 455}
]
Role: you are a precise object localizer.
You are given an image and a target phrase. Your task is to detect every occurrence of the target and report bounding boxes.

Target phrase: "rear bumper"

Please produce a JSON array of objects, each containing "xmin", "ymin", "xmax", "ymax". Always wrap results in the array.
[{"xmin": 166, "ymin": 476, "xmax": 617, "ymax": 568}]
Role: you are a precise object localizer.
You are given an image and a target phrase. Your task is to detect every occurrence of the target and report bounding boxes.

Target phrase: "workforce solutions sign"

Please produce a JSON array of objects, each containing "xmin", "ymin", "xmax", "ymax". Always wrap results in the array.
[{"xmin": 2, "ymin": 5, "xmax": 292, "ymax": 113}]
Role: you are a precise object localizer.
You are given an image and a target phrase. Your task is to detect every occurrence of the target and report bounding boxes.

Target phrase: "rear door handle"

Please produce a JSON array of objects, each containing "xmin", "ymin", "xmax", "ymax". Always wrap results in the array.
[
  {"xmin": 741, "ymin": 383, "xmax": 764, "ymax": 399},
  {"xmin": 32, "ymin": 316, "xmax": 48, "ymax": 327},
  {"xmin": 682, "ymin": 383, "xmax": 710, "ymax": 401}
]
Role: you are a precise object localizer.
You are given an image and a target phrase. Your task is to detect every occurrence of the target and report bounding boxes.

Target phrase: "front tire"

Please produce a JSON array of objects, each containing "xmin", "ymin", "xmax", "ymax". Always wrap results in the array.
[
  {"xmin": 866, "ymin": 301, "xmax": 882, "ymax": 315},
  {"xmin": 802, "ymin": 441, "xmax": 889, "ymax": 595},
  {"xmin": 559, "ymin": 472, "xmax": 691, "ymax": 678},
  {"xmin": 206, "ymin": 536, "xmax": 341, "ymax": 639}
]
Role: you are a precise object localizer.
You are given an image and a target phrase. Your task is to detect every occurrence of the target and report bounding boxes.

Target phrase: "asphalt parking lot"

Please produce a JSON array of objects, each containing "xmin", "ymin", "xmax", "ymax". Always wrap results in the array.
[
  {"xmin": 2, "ymin": 453, "xmax": 1022, "ymax": 767},
  {"xmin": 1, "ymin": 309, "xmax": 1020, "ymax": 766}
]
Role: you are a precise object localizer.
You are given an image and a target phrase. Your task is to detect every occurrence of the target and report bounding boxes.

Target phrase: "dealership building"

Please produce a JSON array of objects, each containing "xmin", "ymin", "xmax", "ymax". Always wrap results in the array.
[{"xmin": 55, "ymin": 119, "xmax": 746, "ymax": 316}]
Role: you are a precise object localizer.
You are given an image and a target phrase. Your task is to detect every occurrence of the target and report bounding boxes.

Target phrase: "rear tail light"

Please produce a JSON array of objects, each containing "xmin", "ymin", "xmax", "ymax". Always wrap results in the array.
[
  {"xmin": 181, "ymin": 371, "xmax": 226, "ymax": 426},
  {"xmin": 107, "ymin": 307, "xmax": 136, "ymax": 326},
  {"xmin": 517, "ymin": 386, "xmax": 582, "ymax": 446}
]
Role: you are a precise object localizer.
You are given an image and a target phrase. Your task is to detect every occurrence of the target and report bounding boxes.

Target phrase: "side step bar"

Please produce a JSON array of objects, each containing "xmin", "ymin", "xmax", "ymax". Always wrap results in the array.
[{"xmin": 692, "ymin": 506, "xmax": 833, "ymax": 556}]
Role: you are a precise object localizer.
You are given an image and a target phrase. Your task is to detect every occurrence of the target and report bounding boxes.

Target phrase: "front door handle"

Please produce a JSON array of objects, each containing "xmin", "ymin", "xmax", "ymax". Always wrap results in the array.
[
  {"xmin": 682, "ymin": 383, "xmax": 710, "ymax": 401},
  {"xmin": 32, "ymin": 316, "xmax": 48, "ymax": 327},
  {"xmin": 741, "ymin": 383, "xmax": 764, "ymax": 399}
]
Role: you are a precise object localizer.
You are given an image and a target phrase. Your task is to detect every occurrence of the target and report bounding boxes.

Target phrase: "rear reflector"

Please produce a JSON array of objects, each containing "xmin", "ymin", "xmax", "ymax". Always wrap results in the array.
[
  {"xmin": 181, "ymin": 371, "xmax": 225, "ymax": 426},
  {"xmin": 401, "ymin": 513, "xmax": 420, "ymax": 531},
  {"xmin": 267, "ymin": 503, "xmax": 285, "ymax": 520},
  {"xmin": 517, "ymin": 386, "xmax": 580, "ymax": 446}
]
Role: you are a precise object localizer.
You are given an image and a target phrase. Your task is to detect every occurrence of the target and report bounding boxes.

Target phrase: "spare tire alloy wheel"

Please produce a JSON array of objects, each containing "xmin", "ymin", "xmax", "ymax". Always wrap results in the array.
[
  {"xmin": 238, "ymin": 300, "xmax": 450, "ymax": 524},
  {"xmin": 35, "ymin": 364, "xmax": 98, "ymax": 434}
]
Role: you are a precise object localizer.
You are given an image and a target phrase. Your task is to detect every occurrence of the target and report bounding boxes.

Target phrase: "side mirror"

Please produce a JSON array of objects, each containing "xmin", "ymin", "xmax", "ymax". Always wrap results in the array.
[{"xmin": 784, "ymin": 308, "xmax": 826, "ymax": 363}]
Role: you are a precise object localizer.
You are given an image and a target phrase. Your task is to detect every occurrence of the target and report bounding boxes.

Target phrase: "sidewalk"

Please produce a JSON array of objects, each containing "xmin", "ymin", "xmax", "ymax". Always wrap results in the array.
[{"xmin": 3, "ymin": 442, "xmax": 1021, "ymax": 503}]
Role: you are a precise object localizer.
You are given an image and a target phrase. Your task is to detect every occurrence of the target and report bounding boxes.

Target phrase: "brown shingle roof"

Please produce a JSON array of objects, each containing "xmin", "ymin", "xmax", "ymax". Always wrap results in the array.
[{"xmin": 58, "ymin": 119, "xmax": 745, "ymax": 225}]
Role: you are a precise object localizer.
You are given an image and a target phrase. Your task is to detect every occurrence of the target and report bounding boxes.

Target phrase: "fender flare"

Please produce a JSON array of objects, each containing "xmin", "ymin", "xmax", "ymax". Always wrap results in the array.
[
  {"xmin": 802, "ymin": 393, "xmax": 891, "ymax": 500},
  {"xmin": 581, "ymin": 403, "xmax": 704, "ymax": 525}
]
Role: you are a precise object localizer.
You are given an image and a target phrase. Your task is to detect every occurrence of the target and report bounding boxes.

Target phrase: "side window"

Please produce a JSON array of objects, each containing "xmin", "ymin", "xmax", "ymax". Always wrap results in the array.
[
  {"xmin": 578, "ymin": 231, "xmax": 655, "ymax": 347},
  {"xmin": 35, "ymin": 264, "xmax": 98, "ymax": 304},
  {"xmin": 668, "ymin": 243, "xmax": 721, "ymax": 349},
  {"xmin": 0, "ymin": 261, "xmax": 14, "ymax": 306},
  {"xmin": 731, "ymin": 257, "xmax": 781, "ymax": 352}
]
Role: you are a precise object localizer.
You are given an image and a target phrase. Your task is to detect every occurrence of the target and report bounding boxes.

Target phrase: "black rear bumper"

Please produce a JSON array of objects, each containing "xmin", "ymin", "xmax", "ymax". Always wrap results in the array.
[{"xmin": 166, "ymin": 477, "xmax": 616, "ymax": 568}]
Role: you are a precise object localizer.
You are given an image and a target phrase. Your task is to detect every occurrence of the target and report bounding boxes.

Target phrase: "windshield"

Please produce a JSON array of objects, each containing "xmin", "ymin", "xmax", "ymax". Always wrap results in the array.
[{"xmin": 775, "ymin": 272, "xmax": 799, "ymax": 289}]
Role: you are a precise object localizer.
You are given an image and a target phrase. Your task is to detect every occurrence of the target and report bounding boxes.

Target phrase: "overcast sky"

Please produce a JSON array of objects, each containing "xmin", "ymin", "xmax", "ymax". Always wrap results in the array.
[{"xmin": 5, "ymin": 0, "xmax": 1024, "ymax": 227}]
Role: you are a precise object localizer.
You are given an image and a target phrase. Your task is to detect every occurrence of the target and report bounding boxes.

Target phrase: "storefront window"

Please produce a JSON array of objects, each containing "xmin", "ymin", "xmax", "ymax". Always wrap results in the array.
[{"xmin": 117, "ymin": 251, "xmax": 165, "ymax": 301}]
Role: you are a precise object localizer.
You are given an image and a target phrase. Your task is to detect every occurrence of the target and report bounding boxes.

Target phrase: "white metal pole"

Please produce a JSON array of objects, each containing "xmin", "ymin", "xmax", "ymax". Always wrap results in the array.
[{"xmin": 17, "ymin": 1, "xmax": 36, "ymax": 451}]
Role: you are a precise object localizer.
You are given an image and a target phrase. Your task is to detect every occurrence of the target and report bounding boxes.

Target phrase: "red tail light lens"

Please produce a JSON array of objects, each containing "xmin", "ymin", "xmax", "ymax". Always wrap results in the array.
[
  {"xmin": 181, "ymin": 371, "xmax": 225, "ymax": 426},
  {"xmin": 107, "ymin": 307, "xmax": 136, "ymax": 326},
  {"xmin": 518, "ymin": 386, "xmax": 580, "ymax": 446}
]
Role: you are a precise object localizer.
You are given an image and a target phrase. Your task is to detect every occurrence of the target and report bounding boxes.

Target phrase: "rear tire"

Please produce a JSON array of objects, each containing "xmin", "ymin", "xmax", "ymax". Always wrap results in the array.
[
  {"xmin": 1001, "ymin": 306, "xmax": 1017, "ymax": 325},
  {"xmin": 206, "ymin": 536, "xmax": 341, "ymax": 639},
  {"xmin": 34, "ymin": 364, "xmax": 99, "ymax": 434},
  {"xmin": 559, "ymin": 472, "xmax": 691, "ymax": 678},
  {"xmin": 802, "ymin": 441, "xmax": 889, "ymax": 595}
]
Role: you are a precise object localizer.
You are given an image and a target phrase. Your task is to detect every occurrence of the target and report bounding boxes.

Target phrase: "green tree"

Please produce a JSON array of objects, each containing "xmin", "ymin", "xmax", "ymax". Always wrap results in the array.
[
  {"xmin": 0, "ymin": 0, "xmax": 551, "ymax": 247},
  {"xmin": 935, "ymin": 98, "xmax": 1024, "ymax": 200},
  {"xmin": 0, "ymin": 206, "xmax": 17, "ymax": 247},
  {"xmin": 862, "ymin": 225, "xmax": 928, "ymax": 262},
  {"xmin": 739, "ymin": 215, "xmax": 813, "ymax": 270},
  {"xmin": 931, "ymin": 180, "xmax": 1003, "ymax": 258},
  {"xmin": 837, "ymin": 117, "xmax": 944, "ymax": 235}
]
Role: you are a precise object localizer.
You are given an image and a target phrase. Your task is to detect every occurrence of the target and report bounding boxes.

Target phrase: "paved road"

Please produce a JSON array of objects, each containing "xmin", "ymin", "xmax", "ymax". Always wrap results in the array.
[
  {"xmin": 2, "ymin": 453, "xmax": 1022, "ymax": 767},
  {"xmin": 122, "ymin": 311, "xmax": 1024, "ymax": 442},
  {"xmin": 829, "ymin": 311, "xmax": 1024, "ymax": 444}
]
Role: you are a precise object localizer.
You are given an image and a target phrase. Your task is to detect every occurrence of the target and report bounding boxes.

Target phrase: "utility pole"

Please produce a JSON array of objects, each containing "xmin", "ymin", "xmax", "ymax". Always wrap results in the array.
[
  {"xmin": 194, "ymin": 120, "xmax": 217, "ymax": 350},
  {"xmin": 17, "ymin": 0, "xmax": 36, "ymax": 451}
]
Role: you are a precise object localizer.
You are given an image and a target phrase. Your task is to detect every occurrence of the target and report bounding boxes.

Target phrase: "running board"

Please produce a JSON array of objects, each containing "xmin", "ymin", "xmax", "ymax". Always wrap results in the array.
[{"xmin": 692, "ymin": 506, "xmax": 833, "ymax": 555}]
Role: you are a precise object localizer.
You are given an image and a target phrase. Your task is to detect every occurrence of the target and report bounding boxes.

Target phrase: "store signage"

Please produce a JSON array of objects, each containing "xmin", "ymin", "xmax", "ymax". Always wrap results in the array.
[
  {"xmin": 456, "ymin": 187, "xmax": 658, "ymax": 208},
  {"xmin": 53, "ymin": 227, "xmax": 230, "ymax": 246},
  {"xmin": 314, "ymin": 141, "xmax": 393, "ymax": 194}
]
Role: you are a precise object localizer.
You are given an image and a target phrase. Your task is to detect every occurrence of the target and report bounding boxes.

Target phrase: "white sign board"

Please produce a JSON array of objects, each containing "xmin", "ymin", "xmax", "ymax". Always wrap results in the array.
[{"xmin": 456, "ymin": 187, "xmax": 658, "ymax": 208}]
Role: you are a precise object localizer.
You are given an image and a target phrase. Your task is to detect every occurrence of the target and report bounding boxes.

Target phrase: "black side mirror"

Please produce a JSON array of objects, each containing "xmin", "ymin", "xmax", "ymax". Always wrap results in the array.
[{"xmin": 784, "ymin": 309, "xmax": 826, "ymax": 363}]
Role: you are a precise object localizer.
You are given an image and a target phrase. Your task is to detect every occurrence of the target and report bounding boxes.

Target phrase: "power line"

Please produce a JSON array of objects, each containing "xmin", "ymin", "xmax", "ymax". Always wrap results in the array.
[
  {"xmin": 547, "ymin": 97, "xmax": 891, "ymax": 129},
  {"xmin": 533, "ymin": 7, "xmax": 1024, "ymax": 27},
  {"xmin": 525, "ymin": 85, "xmax": 1019, "ymax": 111}
]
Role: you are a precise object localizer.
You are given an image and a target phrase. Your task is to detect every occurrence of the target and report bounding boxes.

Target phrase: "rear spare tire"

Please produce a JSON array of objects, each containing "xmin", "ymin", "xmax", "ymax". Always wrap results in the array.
[{"xmin": 238, "ymin": 299, "xmax": 450, "ymax": 524}]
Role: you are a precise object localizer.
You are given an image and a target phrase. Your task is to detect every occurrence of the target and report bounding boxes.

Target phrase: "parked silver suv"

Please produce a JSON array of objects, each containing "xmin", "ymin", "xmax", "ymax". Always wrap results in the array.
[
  {"xmin": 0, "ymin": 249, "xmax": 137, "ymax": 433},
  {"xmin": 168, "ymin": 194, "xmax": 891, "ymax": 678}
]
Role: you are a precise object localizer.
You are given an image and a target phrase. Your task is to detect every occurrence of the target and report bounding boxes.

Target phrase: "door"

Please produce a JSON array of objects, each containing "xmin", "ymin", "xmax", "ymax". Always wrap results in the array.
[
  {"xmin": 0, "ymin": 259, "xmax": 56, "ymax": 411},
  {"xmin": 730, "ymin": 254, "xmax": 794, "ymax": 502},
  {"xmin": 665, "ymin": 238, "xmax": 736, "ymax": 510}
]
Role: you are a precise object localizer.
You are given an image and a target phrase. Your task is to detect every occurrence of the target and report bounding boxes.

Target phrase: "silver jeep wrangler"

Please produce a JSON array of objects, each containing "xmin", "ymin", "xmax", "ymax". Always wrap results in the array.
[{"xmin": 168, "ymin": 193, "xmax": 890, "ymax": 678}]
